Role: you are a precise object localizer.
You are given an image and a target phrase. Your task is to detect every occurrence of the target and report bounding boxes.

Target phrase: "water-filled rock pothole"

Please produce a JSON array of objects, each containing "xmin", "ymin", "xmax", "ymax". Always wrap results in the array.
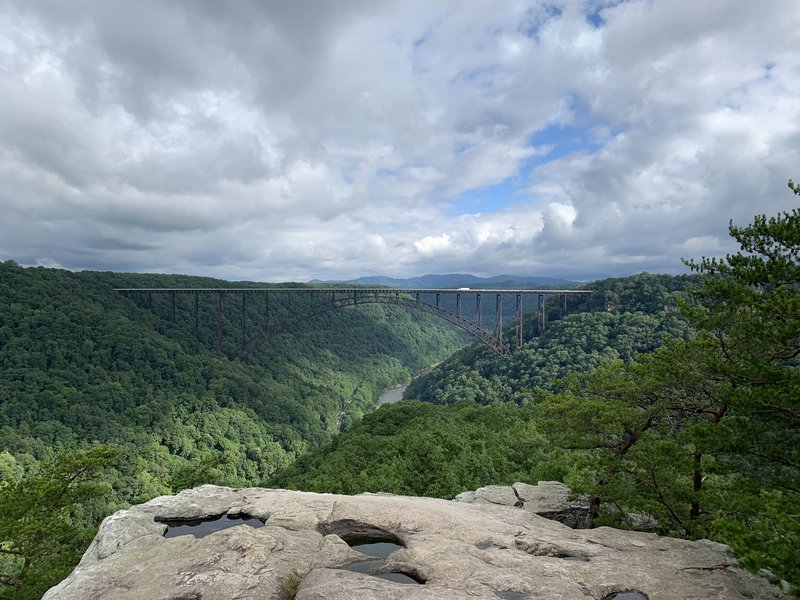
[
  {"xmin": 339, "ymin": 539, "xmax": 423, "ymax": 585},
  {"xmin": 602, "ymin": 591, "xmax": 649, "ymax": 600},
  {"xmin": 557, "ymin": 554, "xmax": 590, "ymax": 562},
  {"xmin": 158, "ymin": 513, "xmax": 264, "ymax": 539},
  {"xmin": 496, "ymin": 591, "xmax": 529, "ymax": 599}
]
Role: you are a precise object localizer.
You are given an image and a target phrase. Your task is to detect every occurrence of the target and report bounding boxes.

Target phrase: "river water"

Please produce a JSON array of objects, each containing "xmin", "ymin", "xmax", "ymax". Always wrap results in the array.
[
  {"xmin": 338, "ymin": 383, "xmax": 409, "ymax": 431},
  {"xmin": 376, "ymin": 384, "xmax": 408, "ymax": 406}
]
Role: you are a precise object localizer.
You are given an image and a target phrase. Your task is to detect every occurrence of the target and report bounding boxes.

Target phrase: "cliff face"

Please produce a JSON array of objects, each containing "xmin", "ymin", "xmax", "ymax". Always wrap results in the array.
[{"xmin": 45, "ymin": 484, "xmax": 785, "ymax": 600}]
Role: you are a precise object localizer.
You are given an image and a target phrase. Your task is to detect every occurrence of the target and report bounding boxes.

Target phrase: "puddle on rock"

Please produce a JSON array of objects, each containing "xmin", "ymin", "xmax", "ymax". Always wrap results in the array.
[
  {"xmin": 160, "ymin": 514, "xmax": 264, "ymax": 539},
  {"xmin": 340, "ymin": 540, "xmax": 421, "ymax": 585},
  {"xmin": 496, "ymin": 592, "xmax": 529, "ymax": 599},
  {"xmin": 341, "ymin": 559, "xmax": 381, "ymax": 575},
  {"xmin": 352, "ymin": 541, "xmax": 403, "ymax": 559},
  {"xmin": 374, "ymin": 572, "xmax": 420, "ymax": 584},
  {"xmin": 603, "ymin": 591, "xmax": 649, "ymax": 600},
  {"xmin": 558, "ymin": 555, "xmax": 590, "ymax": 562}
]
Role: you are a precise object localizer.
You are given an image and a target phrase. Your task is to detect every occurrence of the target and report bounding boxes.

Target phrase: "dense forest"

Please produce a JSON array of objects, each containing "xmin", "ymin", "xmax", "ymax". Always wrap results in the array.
[
  {"xmin": 276, "ymin": 183, "xmax": 800, "ymax": 594},
  {"xmin": 0, "ymin": 266, "xmax": 466, "ymax": 599}
]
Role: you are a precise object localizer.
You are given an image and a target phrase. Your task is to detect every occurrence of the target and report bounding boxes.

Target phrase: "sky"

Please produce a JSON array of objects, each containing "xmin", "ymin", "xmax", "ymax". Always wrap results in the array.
[{"xmin": 1, "ymin": 0, "xmax": 798, "ymax": 282}]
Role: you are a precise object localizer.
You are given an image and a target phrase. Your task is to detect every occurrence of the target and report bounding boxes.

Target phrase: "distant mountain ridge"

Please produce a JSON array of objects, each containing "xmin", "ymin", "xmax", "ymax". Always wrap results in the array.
[{"xmin": 310, "ymin": 273, "xmax": 583, "ymax": 289}]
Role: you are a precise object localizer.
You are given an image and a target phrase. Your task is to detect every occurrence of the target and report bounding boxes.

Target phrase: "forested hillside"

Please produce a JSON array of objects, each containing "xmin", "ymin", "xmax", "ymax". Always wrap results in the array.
[
  {"xmin": 270, "ymin": 400, "xmax": 567, "ymax": 498},
  {"xmin": 0, "ymin": 264, "xmax": 466, "ymax": 598}
]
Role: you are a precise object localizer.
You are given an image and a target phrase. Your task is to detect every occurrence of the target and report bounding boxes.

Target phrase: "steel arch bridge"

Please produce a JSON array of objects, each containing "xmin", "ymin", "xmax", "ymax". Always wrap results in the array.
[{"xmin": 115, "ymin": 287, "xmax": 592, "ymax": 356}]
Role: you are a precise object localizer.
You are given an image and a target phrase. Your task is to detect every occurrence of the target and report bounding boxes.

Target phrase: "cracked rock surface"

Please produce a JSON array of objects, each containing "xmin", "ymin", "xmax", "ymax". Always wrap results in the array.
[
  {"xmin": 44, "ymin": 484, "xmax": 786, "ymax": 600},
  {"xmin": 455, "ymin": 481, "xmax": 592, "ymax": 528}
]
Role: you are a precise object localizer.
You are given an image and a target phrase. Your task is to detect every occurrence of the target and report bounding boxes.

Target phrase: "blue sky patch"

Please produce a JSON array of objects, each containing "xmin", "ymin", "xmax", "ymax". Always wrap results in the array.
[{"xmin": 449, "ymin": 120, "xmax": 606, "ymax": 215}]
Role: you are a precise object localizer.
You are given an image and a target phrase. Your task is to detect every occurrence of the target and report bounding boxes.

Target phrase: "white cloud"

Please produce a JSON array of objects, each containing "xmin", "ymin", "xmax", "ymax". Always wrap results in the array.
[{"xmin": 414, "ymin": 234, "xmax": 453, "ymax": 257}]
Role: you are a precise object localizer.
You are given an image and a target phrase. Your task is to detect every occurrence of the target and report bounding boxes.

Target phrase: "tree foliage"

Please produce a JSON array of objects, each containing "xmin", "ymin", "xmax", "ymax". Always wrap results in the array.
[
  {"xmin": 270, "ymin": 400, "xmax": 568, "ymax": 498},
  {"xmin": 0, "ymin": 447, "xmax": 117, "ymax": 600}
]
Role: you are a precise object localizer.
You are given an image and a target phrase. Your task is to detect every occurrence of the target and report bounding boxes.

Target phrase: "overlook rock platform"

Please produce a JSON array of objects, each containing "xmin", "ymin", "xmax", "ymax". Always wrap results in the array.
[{"xmin": 44, "ymin": 484, "xmax": 786, "ymax": 600}]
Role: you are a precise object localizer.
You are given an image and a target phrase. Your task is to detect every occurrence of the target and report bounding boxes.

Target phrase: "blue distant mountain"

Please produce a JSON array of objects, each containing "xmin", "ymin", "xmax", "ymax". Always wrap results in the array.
[{"xmin": 310, "ymin": 274, "xmax": 583, "ymax": 289}]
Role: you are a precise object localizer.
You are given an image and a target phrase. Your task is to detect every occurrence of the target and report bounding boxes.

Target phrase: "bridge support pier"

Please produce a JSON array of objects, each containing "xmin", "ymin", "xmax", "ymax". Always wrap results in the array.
[
  {"xmin": 216, "ymin": 293, "xmax": 223, "ymax": 354},
  {"xmin": 515, "ymin": 294, "xmax": 523, "ymax": 348},
  {"xmin": 194, "ymin": 293, "xmax": 200, "ymax": 339},
  {"xmin": 170, "ymin": 291, "xmax": 176, "ymax": 322},
  {"xmin": 241, "ymin": 293, "xmax": 246, "ymax": 348},
  {"xmin": 495, "ymin": 294, "xmax": 503, "ymax": 345},
  {"xmin": 538, "ymin": 294, "xmax": 546, "ymax": 336}
]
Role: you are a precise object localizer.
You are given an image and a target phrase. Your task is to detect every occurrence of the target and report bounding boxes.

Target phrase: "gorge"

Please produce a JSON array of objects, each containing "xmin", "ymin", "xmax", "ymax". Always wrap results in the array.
[{"xmin": 1, "ymin": 238, "xmax": 797, "ymax": 597}]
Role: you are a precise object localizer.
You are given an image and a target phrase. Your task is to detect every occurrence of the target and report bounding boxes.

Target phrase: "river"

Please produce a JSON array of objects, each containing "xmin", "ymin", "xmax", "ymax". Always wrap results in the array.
[
  {"xmin": 376, "ymin": 384, "xmax": 408, "ymax": 406},
  {"xmin": 338, "ymin": 383, "xmax": 409, "ymax": 431}
]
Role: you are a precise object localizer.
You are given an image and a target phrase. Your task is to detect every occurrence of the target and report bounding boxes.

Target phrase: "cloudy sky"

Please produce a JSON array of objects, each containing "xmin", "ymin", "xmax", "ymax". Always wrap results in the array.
[{"xmin": 1, "ymin": 1, "xmax": 798, "ymax": 282}]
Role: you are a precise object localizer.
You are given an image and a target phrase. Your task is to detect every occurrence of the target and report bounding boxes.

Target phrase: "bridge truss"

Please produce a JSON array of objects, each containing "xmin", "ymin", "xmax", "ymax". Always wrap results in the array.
[{"xmin": 114, "ymin": 287, "xmax": 592, "ymax": 356}]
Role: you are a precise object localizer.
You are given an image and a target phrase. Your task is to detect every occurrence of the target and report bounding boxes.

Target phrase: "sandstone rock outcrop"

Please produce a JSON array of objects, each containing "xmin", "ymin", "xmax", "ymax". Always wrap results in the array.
[
  {"xmin": 455, "ymin": 481, "xmax": 592, "ymax": 529},
  {"xmin": 45, "ymin": 484, "xmax": 786, "ymax": 599}
]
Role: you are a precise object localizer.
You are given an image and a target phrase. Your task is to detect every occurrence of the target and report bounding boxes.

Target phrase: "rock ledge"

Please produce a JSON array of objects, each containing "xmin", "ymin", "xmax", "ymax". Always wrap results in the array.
[{"xmin": 44, "ymin": 484, "xmax": 786, "ymax": 599}]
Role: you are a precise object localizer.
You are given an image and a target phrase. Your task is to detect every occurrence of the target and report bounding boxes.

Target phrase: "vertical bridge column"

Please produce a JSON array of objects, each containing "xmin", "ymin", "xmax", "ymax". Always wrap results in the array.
[
  {"xmin": 456, "ymin": 293, "xmax": 462, "ymax": 318},
  {"xmin": 538, "ymin": 293, "xmax": 546, "ymax": 336},
  {"xmin": 170, "ymin": 291, "xmax": 176, "ymax": 322},
  {"xmin": 515, "ymin": 293, "xmax": 523, "ymax": 348},
  {"xmin": 194, "ymin": 292, "xmax": 200, "ymax": 339},
  {"xmin": 475, "ymin": 293, "xmax": 482, "ymax": 328},
  {"xmin": 495, "ymin": 294, "xmax": 503, "ymax": 345},
  {"xmin": 216, "ymin": 292, "xmax": 223, "ymax": 354},
  {"xmin": 241, "ymin": 292, "xmax": 247, "ymax": 348}
]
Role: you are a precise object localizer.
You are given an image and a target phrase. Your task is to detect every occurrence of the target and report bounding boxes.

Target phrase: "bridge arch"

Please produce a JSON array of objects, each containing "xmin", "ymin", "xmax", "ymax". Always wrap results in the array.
[{"xmin": 243, "ymin": 294, "xmax": 509, "ymax": 356}]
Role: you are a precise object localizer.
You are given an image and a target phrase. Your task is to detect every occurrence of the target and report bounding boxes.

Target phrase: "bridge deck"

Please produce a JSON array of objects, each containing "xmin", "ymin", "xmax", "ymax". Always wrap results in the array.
[{"xmin": 114, "ymin": 287, "xmax": 592, "ymax": 294}]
